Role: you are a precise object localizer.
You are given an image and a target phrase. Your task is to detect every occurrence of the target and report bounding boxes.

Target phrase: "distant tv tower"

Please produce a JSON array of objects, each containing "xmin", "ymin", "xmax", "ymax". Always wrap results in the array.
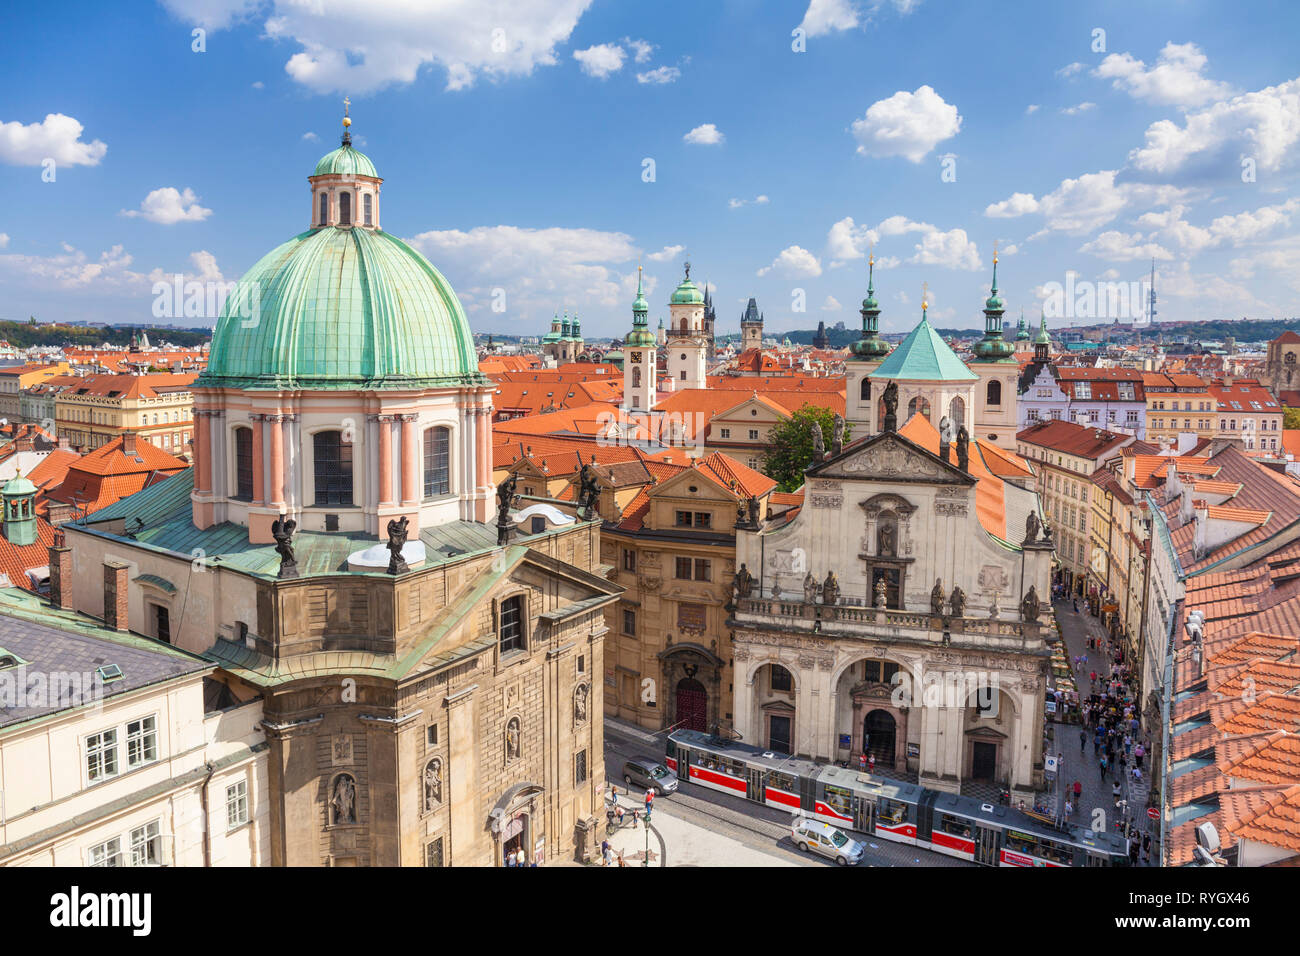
[{"xmin": 1147, "ymin": 257, "xmax": 1158, "ymax": 325}]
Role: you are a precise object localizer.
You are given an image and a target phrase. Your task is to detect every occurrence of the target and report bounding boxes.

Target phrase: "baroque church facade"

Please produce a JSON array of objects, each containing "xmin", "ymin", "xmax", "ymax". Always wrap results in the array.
[
  {"xmin": 52, "ymin": 119, "xmax": 619, "ymax": 866},
  {"xmin": 732, "ymin": 276, "xmax": 1053, "ymax": 800}
]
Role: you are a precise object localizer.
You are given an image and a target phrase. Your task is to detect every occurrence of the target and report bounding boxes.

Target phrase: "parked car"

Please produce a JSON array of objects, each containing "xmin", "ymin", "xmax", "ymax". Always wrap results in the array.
[
  {"xmin": 622, "ymin": 757, "xmax": 678, "ymax": 795},
  {"xmin": 790, "ymin": 817, "xmax": 864, "ymax": 866}
]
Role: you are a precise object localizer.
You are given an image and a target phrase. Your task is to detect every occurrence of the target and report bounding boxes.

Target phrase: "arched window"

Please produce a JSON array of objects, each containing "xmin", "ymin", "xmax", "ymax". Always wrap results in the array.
[
  {"xmin": 313, "ymin": 430, "xmax": 353, "ymax": 506},
  {"xmin": 987, "ymin": 380, "xmax": 1002, "ymax": 406},
  {"xmin": 499, "ymin": 595, "xmax": 525, "ymax": 655},
  {"xmin": 906, "ymin": 396, "xmax": 931, "ymax": 423},
  {"xmin": 319, "ymin": 192, "xmax": 329, "ymax": 225},
  {"xmin": 233, "ymin": 426, "xmax": 254, "ymax": 500},
  {"xmin": 949, "ymin": 396, "xmax": 966, "ymax": 429},
  {"xmin": 860, "ymin": 377, "xmax": 871, "ymax": 402},
  {"xmin": 632, "ymin": 366, "xmax": 642, "ymax": 388},
  {"xmin": 423, "ymin": 426, "xmax": 450, "ymax": 498},
  {"xmin": 363, "ymin": 193, "xmax": 372, "ymax": 226},
  {"xmin": 338, "ymin": 192, "xmax": 352, "ymax": 226}
]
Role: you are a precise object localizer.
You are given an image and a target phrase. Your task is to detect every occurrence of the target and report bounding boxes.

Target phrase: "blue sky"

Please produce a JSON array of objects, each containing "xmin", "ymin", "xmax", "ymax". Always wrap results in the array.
[{"xmin": 1, "ymin": 0, "xmax": 1298, "ymax": 339}]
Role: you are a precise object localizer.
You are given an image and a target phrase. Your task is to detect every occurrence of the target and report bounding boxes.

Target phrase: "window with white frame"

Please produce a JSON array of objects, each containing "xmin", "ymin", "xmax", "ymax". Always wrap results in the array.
[
  {"xmin": 86, "ymin": 728, "xmax": 119, "ymax": 782},
  {"xmin": 226, "ymin": 780, "xmax": 249, "ymax": 829},
  {"xmin": 130, "ymin": 820, "xmax": 163, "ymax": 866},
  {"xmin": 88, "ymin": 836, "xmax": 122, "ymax": 867},
  {"xmin": 126, "ymin": 716, "xmax": 159, "ymax": 768}
]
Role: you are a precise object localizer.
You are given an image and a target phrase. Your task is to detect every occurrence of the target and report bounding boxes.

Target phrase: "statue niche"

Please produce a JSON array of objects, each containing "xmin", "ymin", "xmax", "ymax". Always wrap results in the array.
[{"xmin": 876, "ymin": 512, "xmax": 898, "ymax": 557}]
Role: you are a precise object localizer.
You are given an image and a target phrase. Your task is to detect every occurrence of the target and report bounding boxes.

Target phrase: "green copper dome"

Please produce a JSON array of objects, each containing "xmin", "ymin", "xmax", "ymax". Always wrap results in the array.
[
  {"xmin": 670, "ymin": 275, "xmax": 704, "ymax": 305},
  {"xmin": 1035, "ymin": 314, "xmax": 1052, "ymax": 345},
  {"xmin": 852, "ymin": 256, "xmax": 890, "ymax": 360},
  {"xmin": 313, "ymin": 144, "xmax": 379, "ymax": 179},
  {"xmin": 198, "ymin": 227, "xmax": 484, "ymax": 389}
]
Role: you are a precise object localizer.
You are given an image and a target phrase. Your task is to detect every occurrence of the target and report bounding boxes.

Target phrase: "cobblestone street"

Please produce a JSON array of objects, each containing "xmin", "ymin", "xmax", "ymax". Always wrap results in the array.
[{"xmin": 1049, "ymin": 598, "xmax": 1155, "ymax": 864}]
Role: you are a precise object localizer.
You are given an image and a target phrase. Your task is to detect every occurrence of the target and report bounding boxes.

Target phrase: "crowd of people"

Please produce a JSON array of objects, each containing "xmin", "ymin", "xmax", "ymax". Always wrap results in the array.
[{"xmin": 1052, "ymin": 586, "xmax": 1156, "ymax": 866}]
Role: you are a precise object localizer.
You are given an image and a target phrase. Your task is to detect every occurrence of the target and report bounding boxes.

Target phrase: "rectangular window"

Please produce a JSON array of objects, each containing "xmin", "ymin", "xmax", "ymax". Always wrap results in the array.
[
  {"xmin": 675, "ymin": 556, "xmax": 693, "ymax": 579},
  {"xmin": 675, "ymin": 511, "xmax": 693, "ymax": 527},
  {"xmin": 425, "ymin": 837, "xmax": 445, "ymax": 867},
  {"xmin": 748, "ymin": 429, "xmax": 760, "ymax": 440},
  {"xmin": 622, "ymin": 608, "xmax": 636, "ymax": 635},
  {"xmin": 226, "ymin": 780, "xmax": 249, "ymax": 829},
  {"xmin": 771, "ymin": 667, "xmax": 792, "ymax": 692},
  {"xmin": 694, "ymin": 511, "xmax": 712, "ymax": 529},
  {"xmin": 575, "ymin": 749, "xmax": 588, "ymax": 785},
  {"xmin": 719, "ymin": 428, "xmax": 731, "ymax": 438},
  {"xmin": 622, "ymin": 549, "xmax": 636, "ymax": 572},
  {"xmin": 234, "ymin": 426, "xmax": 254, "ymax": 499},
  {"xmin": 86, "ymin": 729, "xmax": 118, "ymax": 782},
  {"xmin": 126, "ymin": 716, "xmax": 158, "ymax": 768},
  {"xmin": 499, "ymin": 595, "xmax": 525, "ymax": 654},
  {"xmin": 427, "ymin": 724, "xmax": 439, "ymax": 746},
  {"xmin": 694, "ymin": 559, "xmax": 711, "ymax": 582},
  {"xmin": 88, "ymin": 837, "xmax": 122, "ymax": 867},
  {"xmin": 423, "ymin": 427, "xmax": 450, "ymax": 497},
  {"xmin": 129, "ymin": 820, "xmax": 162, "ymax": 866},
  {"xmin": 312, "ymin": 430, "xmax": 354, "ymax": 506}
]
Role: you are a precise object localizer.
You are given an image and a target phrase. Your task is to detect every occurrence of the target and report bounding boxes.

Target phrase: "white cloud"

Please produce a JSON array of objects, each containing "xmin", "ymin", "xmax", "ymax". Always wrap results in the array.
[
  {"xmin": 728, "ymin": 195, "xmax": 770, "ymax": 209},
  {"xmin": 684, "ymin": 123, "xmax": 724, "ymax": 145},
  {"xmin": 0, "ymin": 113, "xmax": 106, "ymax": 167},
  {"xmin": 251, "ymin": 80, "xmax": 264, "ymax": 89},
  {"xmin": 1078, "ymin": 231, "xmax": 1174, "ymax": 262},
  {"xmin": 757, "ymin": 245, "xmax": 822, "ymax": 278},
  {"xmin": 798, "ymin": 0, "xmax": 860, "ymax": 37},
  {"xmin": 984, "ymin": 170, "xmax": 1190, "ymax": 235},
  {"xmin": 121, "ymin": 187, "xmax": 213, "ymax": 225},
  {"xmin": 624, "ymin": 38, "xmax": 654, "ymax": 63},
  {"xmin": 1093, "ymin": 42, "xmax": 1234, "ymax": 108},
  {"xmin": 1155, "ymin": 198, "xmax": 1299, "ymax": 256},
  {"xmin": 637, "ymin": 66, "xmax": 680, "ymax": 85},
  {"xmin": 406, "ymin": 224, "xmax": 638, "ymax": 326},
  {"xmin": 1025, "ymin": 104, "xmax": 1040, "ymax": 115},
  {"xmin": 1127, "ymin": 76, "xmax": 1300, "ymax": 177},
  {"xmin": 1099, "ymin": 268, "xmax": 1121, "ymax": 280},
  {"xmin": 0, "ymin": 234, "xmax": 7, "ymax": 249},
  {"xmin": 850, "ymin": 85, "xmax": 961, "ymax": 163},
  {"xmin": 1060, "ymin": 102, "xmax": 1096, "ymax": 115},
  {"xmin": 822, "ymin": 295, "xmax": 843, "ymax": 311},
  {"xmin": 985, "ymin": 192, "xmax": 1040, "ymax": 218},
  {"xmin": 164, "ymin": 0, "xmax": 594, "ymax": 94},
  {"xmin": 573, "ymin": 43, "xmax": 625, "ymax": 79},
  {"xmin": 302, "ymin": 131, "xmax": 319, "ymax": 142},
  {"xmin": 1056, "ymin": 62, "xmax": 1084, "ymax": 78},
  {"xmin": 646, "ymin": 244, "xmax": 684, "ymax": 262},
  {"xmin": 826, "ymin": 215, "xmax": 979, "ymax": 270}
]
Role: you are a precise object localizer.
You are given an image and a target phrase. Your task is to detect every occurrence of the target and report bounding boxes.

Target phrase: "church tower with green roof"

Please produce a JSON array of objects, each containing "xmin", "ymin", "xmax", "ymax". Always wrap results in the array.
[
  {"xmin": 966, "ymin": 247, "xmax": 1022, "ymax": 452},
  {"xmin": 623, "ymin": 265, "xmax": 658, "ymax": 411},
  {"xmin": 845, "ymin": 252, "xmax": 894, "ymax": 431}
]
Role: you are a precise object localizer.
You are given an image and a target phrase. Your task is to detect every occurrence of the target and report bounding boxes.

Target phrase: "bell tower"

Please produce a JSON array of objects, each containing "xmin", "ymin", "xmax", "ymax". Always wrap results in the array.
[
  {"xmin": 623, "ymin": 266, "xmax": 658, "ymax": 411},
  {"xmin": 666, "ymin": 262, "xmax": 707, "ymax": 390}
]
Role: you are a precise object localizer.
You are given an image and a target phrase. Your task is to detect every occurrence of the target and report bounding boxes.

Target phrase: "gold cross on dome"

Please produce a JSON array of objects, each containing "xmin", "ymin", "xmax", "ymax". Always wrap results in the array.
[{"xmin": 343, "ymin": 96, "xmax": 351, "ymax": 117}]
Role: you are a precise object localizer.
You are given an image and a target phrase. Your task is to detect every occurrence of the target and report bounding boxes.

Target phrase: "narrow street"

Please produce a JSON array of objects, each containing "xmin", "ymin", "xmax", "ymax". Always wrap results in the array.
[{"xmin": 1049, "ymin": 597, "xmax": 1154, "ymax": 864}]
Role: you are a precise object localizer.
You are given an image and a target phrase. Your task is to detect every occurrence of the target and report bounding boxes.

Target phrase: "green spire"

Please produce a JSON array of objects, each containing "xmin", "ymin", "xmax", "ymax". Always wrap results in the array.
[
  {"xmin": 851, "ymin": 250, "xmax": 889, "ymax": 360},
  {"xmin": 1035, "ymin": 309, "xmax": 1051, "ymax": 345},
  {"xmin": 626, "ymin": 265, "xmax": 656, "ymax": 346},
  {"xmin": 973, "ymin": 245, "xmax": 1015, "ymax": 362}
]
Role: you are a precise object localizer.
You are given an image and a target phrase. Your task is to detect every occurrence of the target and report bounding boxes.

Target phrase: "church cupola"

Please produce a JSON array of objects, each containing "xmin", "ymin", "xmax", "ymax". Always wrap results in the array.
[
  {"xmin": 1, "ymin": 475, "xmax": 38, "ymax": 547},
  {"xmin": 851, "ymin": 251, "xmax": 891, "ymax": 360},
  {"xmin": 972, "ymin": 245, "xmax": 1016, "ymax": 362},
  {"xmin": 1034, "ymin": 310, "xmax": 1052, "ymax": 363},
  {"xmin": 623, "ymin": 265, "xmax": 657, "ymax": 410},
  {"xmin": 309, "ymin": 99, "xmax": 382, "ymax": 231},
  {"xmin": 1015, "ymin": 308, "xmax": 1030, "ymax": 342}
]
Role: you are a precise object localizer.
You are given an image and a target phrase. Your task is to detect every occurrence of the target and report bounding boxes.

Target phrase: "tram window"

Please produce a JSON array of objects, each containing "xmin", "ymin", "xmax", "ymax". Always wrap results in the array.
[
  {"xmin": 824, "ymin": 784, "xmax": 852, "ymax": 816},
  {"xmin": 940, "ymin": 814, "xmax": 972, "ymax": 839},
  {"xmin": 768, "ymin": 770, "xmax": 798, "ymax": 794},
  {"xmin": 879, "ymin": 798, "xmax": 907, "ymax": 824},
  {"xmin": 1005, "ymin": 830, "xmax": 1071, "ymax": 865}
]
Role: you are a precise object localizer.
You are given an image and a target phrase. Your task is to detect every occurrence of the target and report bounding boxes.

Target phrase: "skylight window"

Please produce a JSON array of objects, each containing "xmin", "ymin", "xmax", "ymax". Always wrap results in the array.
[{"xmin": 96, "ymin": 664, "xmax": 124, "ymax": 683}]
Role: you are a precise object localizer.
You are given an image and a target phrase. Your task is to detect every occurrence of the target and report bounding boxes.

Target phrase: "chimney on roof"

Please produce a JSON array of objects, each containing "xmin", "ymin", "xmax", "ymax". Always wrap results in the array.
[{"xmin": 122, "ymin": 430, "xmax": 137, "ymax": 455}]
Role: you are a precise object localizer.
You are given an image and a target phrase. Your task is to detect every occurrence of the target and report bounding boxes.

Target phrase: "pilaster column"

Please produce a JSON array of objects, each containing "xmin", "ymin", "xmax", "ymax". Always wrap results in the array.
[
  {"xmin": 194, "ymin": 409, "xmax": 212, "ymax": 493},
  {"xmin": 250, "ymin": 414, "xmax": 266, "ymax": 505},
  {"xmin": 376, "ymin": 414, "xmax": 394, "ymax": 506},
  {"xmin": 399, "ymin": 414, "xmax": 418, "ymax": 505},
  {"xmin": 267, "ymin": 414, "xmax": 285, "ymax": 510}
]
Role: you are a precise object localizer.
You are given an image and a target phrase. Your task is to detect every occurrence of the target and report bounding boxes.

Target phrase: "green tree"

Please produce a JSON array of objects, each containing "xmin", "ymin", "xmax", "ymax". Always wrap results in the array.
[
  {"xmin": 761, "ymin": 404, "xmax": 851, "ymax": 492},
  {"xmin": 1284, "ymin": 407, "xmax": 1300, "ymax": 431}
]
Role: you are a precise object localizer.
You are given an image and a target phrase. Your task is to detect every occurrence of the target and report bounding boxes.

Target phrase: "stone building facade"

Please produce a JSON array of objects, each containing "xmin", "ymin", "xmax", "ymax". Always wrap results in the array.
[{"xmin": 731, "ymin": 428, "xmax": 1053, "ymax": 799}]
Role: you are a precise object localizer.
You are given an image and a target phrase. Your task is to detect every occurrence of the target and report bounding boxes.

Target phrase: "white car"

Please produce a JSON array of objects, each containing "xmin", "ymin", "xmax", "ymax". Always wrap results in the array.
[{"xmin": 790, "ymin": 817, "xmax": 864, "ymax": 866}]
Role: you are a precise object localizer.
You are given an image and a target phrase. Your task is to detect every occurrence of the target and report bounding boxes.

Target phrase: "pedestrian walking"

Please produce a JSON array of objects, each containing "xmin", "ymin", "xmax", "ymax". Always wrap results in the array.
[
  {"xmin": 1079, "ymin": 729, "xmax": 1086, "ymax": 753},
  {"xmin": 615, "ymin": 804, "xmax": 625, "ymax": 828},
  {"xmin": 1112, "ymin": 782, "xmax": 1122, "ymax": 806},
  {"xmin": 603, "ymin": 843, "xmax": 614, "ymax": 867},
  {"xmin": 600, "ymin": 839, "xmax": 610, "ymax": 867},
  {"xmin": 868, "ymin": 754, "xmax": 876, "ymax": 773},
  {"xmin": 1099, "ymin": 755, "xmax": 1108, "ymax": 778},
  {"xmin": 1065, "ymin": 799, "xmax": 1074, "ymax": 817},
  {"xmin": 859, "ymin": 751, "xmax": 867, "ymax": 772},
  {"xmin": 1135, "ymin": 744, "xmax": 1145, "ymax": 769},
  {"xmin": 516, "ymin": 847, "xmax": 526, "ymax": 867},
  {"xmin": 631, "ymin": 808, "xmax": 640, "ymax": 829}
]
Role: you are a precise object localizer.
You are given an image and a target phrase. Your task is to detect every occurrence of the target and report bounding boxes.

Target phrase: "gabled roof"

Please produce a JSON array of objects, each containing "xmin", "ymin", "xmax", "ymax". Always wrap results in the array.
[{"xmin": 868, "ymin": 316, "xmax": 977, "ymax": 382}]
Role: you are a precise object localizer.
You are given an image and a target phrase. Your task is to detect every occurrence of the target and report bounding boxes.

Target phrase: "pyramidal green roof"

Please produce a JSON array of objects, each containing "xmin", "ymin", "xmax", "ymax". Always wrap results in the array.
[{"xmin": 868, "ymin": 314, "xmax": 977, "ymax": 381}]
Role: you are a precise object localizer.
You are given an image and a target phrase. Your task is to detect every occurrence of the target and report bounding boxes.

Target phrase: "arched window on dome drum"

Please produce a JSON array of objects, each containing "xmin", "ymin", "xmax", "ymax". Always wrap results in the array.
[
  {"xmin": 423, "ymin": 426, "xmax": 450, "ymax": 498},
  {"xmin": 233, "ymin": 426, "xmax": 254, "ymax": 501},
  {"xmin": 987, "ymin": 380, "xmax": 1002, "ymax": 406},
  {"xmin": 338, "ymin": 192, "xmax": 352, "ymax": 226},
  {"xmin": 313, "ymin": 430, "xmax": 353, "ymax": 506},
  {"xmin": 363, "ymin": 193, "xmax": 372, "ymax": 226},
  {"xmin": 860, "ymin": 377, "xmax": 871, "ymax": 401},
  {"xmin": 319, "ymin": 192, "xmax": 328, "ymax": 226}
]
